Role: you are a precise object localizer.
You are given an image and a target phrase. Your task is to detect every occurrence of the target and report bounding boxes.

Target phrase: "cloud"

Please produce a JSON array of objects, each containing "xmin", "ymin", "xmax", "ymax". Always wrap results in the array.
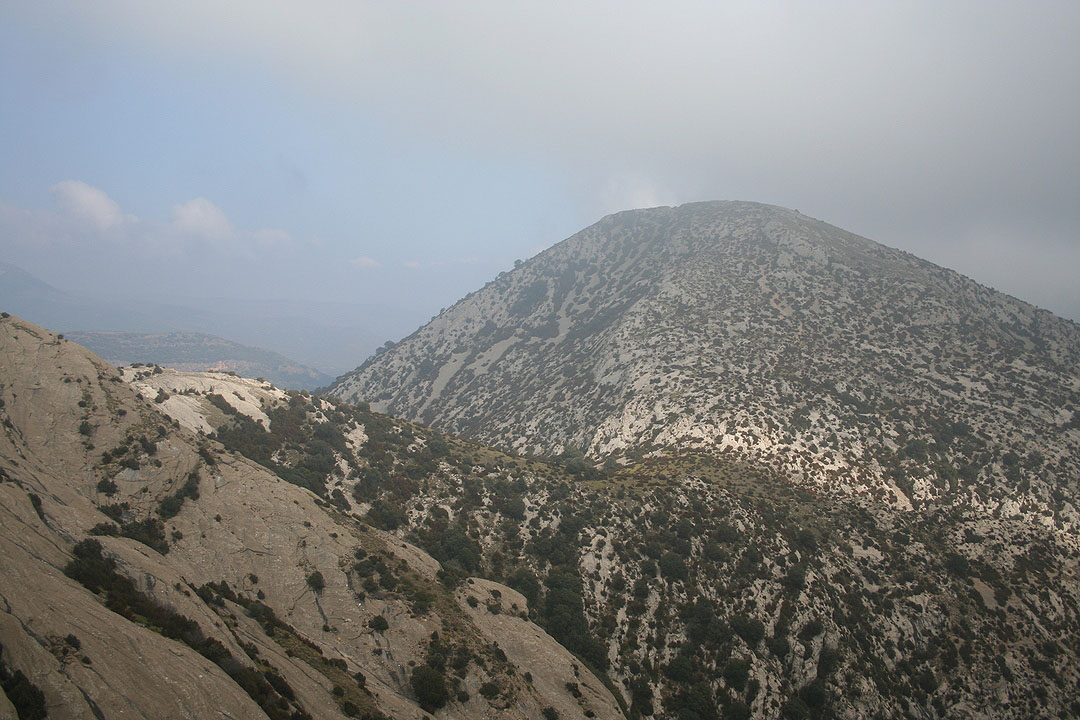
[
  {"xmin": 50, "ymin": 180, "xmax": 135, "ymax": 232},
  {"xmin": 349, "ymin": 256, "xmax": 380, "ymax": 268},
  {"xmin": 167, "ymin": 197, "xmax": 293, "ymax": 250},
  {"xmin": 3, "ymin": 181, "xmax": 295, "ymax": 285},
  {"xmin": 170, "ymin": 197, "xmax": 233, "ymax": 242},
  {"xmin": 596, "ymin": 174, "xmax": 677, "ymax": 217}
]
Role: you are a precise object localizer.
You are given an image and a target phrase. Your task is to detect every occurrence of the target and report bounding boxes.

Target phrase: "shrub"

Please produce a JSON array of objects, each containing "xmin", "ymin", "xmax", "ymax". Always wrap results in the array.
[
  {"xmin": 661, "ymin": 657, "xmax": 694, "ymax": 688},
  {"xmin": 726, "ymin": 700, "xmax": 751, "ymax": 720},
  {"xmin": 368, "ymin": 615, "xmax": 389, "ymax": 632},
  {"xmin": 723, "ymin": 658, "xmax": 751, "ymax": 689},
  {"xmin": 781, "ymin": 697, "xmax": 810, "ymax": 720},
  {"xmin": 730, "ymin": 615, "xmax": 764, "ymax": 645},
  {"xmin": 757, "ymin": 630, "xmax": 784, "ymax": 657},
  {"xmin": 944, "ymin": 553, "xmax": 969, "ymax": 576},
  {"xmin": 119, "ymin": 517, "xmax": 169, "ymax": 554},
  {"xmin": 158, "ymin": 495, "xmax": 183, "ymax": 519},
  {"xmin": 480, "ymin": 681, "xmax": 501, "ymax": 699},
  {"xmin": 366, "ymin": 500, "xmax": 407, "ymax": 530},
  {"xmin": 659, "ymin": 552, "xmax": 688, "ymax": 581},
  {"xmin": 410, "ymin": 665, "xmax": 448, "ymax": 711},
  {"xmin": 799, "ymin": 680, "xmax": 827, "ymax": 709},
  {"xmin": 798, "ymin": 619, "xmax": 824, "ymax": 641},
  {"xmin": 0, "ymin": 643, "xmax": 47, "ymax": 720},
  {"xmin": 158, "ymin": 472, "xmax": 200, "ymax": 520},
  {"xmin": 306, "ymin": 571, "xmax": 325, "ymax": 593}
]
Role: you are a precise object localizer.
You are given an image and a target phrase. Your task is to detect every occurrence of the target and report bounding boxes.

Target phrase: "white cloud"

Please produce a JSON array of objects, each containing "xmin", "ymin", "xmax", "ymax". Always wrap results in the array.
[
  {"xmin": 8, "ymin": 181, "xmax": 293, "ymax": 258},
  {"xmin": 166, "ymin": 196, "xmax": 293, "ymax": 250},
  {"xmin": 49, "ymin": 180, "xmax": 135, "ymax": 232},
  {"xmin": 403, "ymin": 260, "xmax": 423, "ymax": 270},
  {"xmin": 349, "ymin": 256, "xmax": 380, "ymax": 268},
  {"xmin": 597, "ymin": 174, "xmax": 677, "ymax": 217},
  {"xmin": 170, "ymin": 197, "xmax": 234, "ymax": 242}
]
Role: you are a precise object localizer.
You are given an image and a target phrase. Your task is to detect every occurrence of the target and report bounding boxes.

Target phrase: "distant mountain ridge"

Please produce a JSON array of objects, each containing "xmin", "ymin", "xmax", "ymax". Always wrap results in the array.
[
  {"xmin": 331, "ymin": 201, "xmax": 1080, "ymax": 527},
  {"xmin": 66, "ymin": 330, "xmax": 334, "ymax": 390},
  {"xmin": 0, "ymin": 261, "xmax": 385, "ymax": 375}
]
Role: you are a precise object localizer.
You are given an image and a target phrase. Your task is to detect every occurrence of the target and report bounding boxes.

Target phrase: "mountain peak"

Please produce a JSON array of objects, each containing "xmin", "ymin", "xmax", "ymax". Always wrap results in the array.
[{"xmin": 331, "ymin": 203, "xmax": 1079, "ymax": 521}]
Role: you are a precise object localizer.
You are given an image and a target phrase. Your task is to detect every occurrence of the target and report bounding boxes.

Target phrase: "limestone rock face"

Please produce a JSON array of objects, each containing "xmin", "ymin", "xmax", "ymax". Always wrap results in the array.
[
  {"xmin": 331, "ymin": 201, "xmax": 1080, "ymax": 526},
  {"xmin": 0, "ymin": 315, "xmax": 623, "ymax": 720}
]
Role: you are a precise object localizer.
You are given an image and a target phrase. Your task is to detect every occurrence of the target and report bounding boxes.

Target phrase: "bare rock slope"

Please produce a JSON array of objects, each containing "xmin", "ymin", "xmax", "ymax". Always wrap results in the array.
[{"xmin": 0, "ymin": 315, "xmax": 622, "ymax": 720}]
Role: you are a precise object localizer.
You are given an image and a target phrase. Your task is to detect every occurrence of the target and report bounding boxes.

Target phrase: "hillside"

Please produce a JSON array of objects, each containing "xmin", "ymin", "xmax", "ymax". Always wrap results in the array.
[
  {"xmin": 0, "ymin": 315, "xmax": 623, "ymax": 720},
  {"xmin": 330, "ymin": 202, "xmax": 1080, "ymax": 530},
  {"xmin": 67, "ymin": 330, "xmax": 333, "ymax": 390},
  {"xmin": 2, "ymin": 316, "xmax": 1074, "ymax": 718}
]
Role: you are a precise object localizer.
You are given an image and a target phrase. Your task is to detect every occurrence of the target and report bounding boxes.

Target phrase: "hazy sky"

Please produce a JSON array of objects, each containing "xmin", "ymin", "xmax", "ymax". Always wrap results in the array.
[{"xmin": 2, "ymin": 1, "xmax": 1078, "ymax": 366}]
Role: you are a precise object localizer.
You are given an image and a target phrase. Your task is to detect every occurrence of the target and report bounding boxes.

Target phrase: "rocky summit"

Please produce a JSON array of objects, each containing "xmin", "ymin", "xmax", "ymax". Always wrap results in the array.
[{"xmin": 331, "ymin": 201, "xmax": 1080, "ymax": 528}]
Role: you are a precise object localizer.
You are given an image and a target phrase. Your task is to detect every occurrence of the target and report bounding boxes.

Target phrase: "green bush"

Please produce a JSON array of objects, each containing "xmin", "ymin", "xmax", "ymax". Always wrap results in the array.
[
  {"xmin": 723, "ymin": 658, "xmax": 751, "ymax": 689},
  {"xmin": 410, "ymin": 665, "xmax": 449, "ymax": 711},
  {"xmin": 730, "ymin": 615, "xmax": 764, "ymax": 645},
  {"xmin": 944, "ymin": 553, "xmax": 969, "ymax": 576},
  {"xmin": 119, "ymin": 517, "xmax": 169, "ymax": 554},
  {"xmin": 158, "ymin": 472, "xmax": 200, "ymax": 520},
  {"xmin": 366, "ymin": 500, "xmax": 407, "ymax": 530},
  {"xmin": 659, "ymin": 552, "xmax": 688, "ymax": 581}
]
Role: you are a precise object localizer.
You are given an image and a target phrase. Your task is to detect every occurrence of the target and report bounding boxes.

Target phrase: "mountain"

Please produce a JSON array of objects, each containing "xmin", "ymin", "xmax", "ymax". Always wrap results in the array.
[
  {"xmin": 3, "ymin": 314, "xmax": 1076, "ymax": 718},
  {"xmin": 330, "ymin": 201, "xmax": 1080, "ymax": 528},
  {"xmin": 65, "ymin": 330, "xmax": 334, "ymax": 390}
]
